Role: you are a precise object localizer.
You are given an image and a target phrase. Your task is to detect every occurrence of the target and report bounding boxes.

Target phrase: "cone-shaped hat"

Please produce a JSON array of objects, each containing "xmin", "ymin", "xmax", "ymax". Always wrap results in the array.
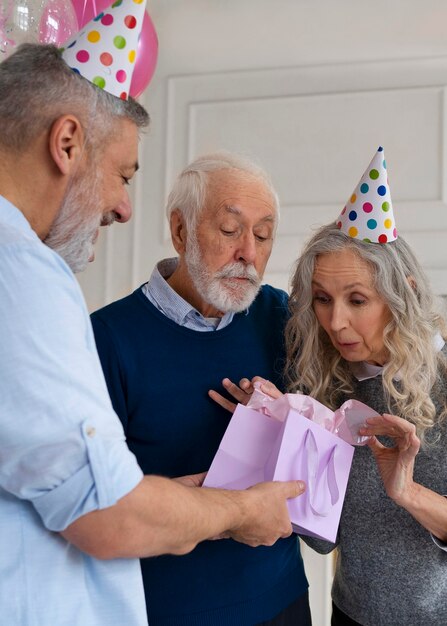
[
  {"xmin": 336, "ymin": 147, "xmax": 397, "ymax": 243},
  {"xmin": 61, "ymin": 0, "xmax": 147, "ymax": 100}
]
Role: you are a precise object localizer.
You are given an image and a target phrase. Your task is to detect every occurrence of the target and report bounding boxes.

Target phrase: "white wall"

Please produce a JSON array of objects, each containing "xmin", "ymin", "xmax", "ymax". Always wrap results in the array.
[
  {"xmin": 79, "ymin": 0, "xmax": 447, "ymax": 310},
  {"xmin": 78, "ymin": 2, "xmax": 447, "ymax": 623}
]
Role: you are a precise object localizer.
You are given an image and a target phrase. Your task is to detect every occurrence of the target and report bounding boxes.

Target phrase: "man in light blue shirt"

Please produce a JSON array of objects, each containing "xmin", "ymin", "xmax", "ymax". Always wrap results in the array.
[
  {"xmin": 0, "ymin": 194, "xmax": 148, "ymax": 624},
  {"xmin": 0, "ymin": 42, "xmax": 305, "ymax": 626}
]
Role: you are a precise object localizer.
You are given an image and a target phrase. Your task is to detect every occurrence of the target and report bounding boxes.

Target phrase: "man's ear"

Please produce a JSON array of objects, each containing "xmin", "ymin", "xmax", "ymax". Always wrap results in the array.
[
  {"xmin": 170, "ymin": 209, "xmax": 188, "ymax": 254},
  {"xmin": 48, "ymin": 114, "xmax": 85, "ymax": 176}
]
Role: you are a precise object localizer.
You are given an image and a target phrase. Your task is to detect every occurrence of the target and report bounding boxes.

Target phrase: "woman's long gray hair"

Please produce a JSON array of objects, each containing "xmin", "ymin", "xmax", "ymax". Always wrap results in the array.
[{"xmin": 285, "ymin": 222, "xmax": 447, "ymax": 442}]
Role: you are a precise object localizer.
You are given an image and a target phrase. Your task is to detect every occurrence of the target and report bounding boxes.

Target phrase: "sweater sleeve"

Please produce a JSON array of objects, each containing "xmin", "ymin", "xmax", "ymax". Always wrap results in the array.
[
  {"xmin": 299, "ymin": 535, "xmax": 337, "ymax": 554},
  {"xmin": 91, "ymin": 314, "xmax": 130, "ymax": 434},
  {"xmin": 432, "ymin": 495, "xmax": 447, "ymax": 551}
]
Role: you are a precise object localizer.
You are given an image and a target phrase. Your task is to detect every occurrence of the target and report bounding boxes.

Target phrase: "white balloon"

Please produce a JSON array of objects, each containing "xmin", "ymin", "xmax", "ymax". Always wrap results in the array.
[
  {"xmin": 1, "ymin": 0, "xmax": 44, "ymax": 58},
  {"xmin": 0, "ymin": 0, "xmax": 77, "ymax": 59}
]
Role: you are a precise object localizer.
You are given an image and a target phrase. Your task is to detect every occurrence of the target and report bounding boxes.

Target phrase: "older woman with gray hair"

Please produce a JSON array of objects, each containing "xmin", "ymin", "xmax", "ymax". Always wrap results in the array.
[
  {"xmin": 286, "ymin": 221, "xmax": 447, "ymax": 626},
  {"xmin": 214, "ymin": 148, "xmax": 447, "ymax": 626}
]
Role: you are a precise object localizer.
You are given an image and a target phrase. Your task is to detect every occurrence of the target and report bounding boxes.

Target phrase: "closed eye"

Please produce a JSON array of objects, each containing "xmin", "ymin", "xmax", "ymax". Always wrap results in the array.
[{"xmin": 313, "ymin": 294, "xmax": 331, "ymax": 304}]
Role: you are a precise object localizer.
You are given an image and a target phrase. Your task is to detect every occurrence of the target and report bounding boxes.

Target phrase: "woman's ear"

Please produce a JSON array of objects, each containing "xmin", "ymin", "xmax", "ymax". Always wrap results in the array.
[{"xmin": 48, "ymin": 114, "xmax": 85, "ymax": 176}]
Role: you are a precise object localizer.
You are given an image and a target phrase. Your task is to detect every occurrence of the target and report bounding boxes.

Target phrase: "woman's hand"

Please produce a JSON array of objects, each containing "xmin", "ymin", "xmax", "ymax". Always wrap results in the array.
[
  {"xmin": 208, "ymin": 377, "xmax": 258, "ymax": 413},
  {"xmin": 359, "ymin": 413, "xmax": 420, "ymax": 506},
  {"xmin": 208, "ymin": 376, "xmax": 282, "ymax": 413},
  {"xmin": 359, "ymin": 413, "xmax": 447, "ymax": 542}
]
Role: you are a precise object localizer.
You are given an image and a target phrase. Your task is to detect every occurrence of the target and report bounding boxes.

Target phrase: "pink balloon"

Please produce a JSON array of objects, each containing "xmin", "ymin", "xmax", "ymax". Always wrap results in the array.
[
  {"xmin": 69, "ymin": 0, "xmax": 158, "ymax": 98},
  {"xmin": 71, "ymin": 0, "xmax": 108, "ymax": 25},
  {"xmin": 129, "ymin": 11, "xmax": 158, "ymax": 98}
]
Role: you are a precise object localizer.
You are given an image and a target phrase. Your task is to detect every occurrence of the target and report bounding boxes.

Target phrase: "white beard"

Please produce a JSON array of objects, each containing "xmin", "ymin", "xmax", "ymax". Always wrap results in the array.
[
  {"xmin": 185, "ymin": 233, "xmax": 261, "ymax": 313},
  {"xmin": 44, "ymin": 170, "xmax": 113, "ymax": 273}
]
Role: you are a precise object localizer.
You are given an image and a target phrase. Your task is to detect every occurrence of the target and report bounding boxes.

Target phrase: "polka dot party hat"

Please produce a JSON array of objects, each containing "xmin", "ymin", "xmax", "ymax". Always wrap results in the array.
[
  {"xmin": 336, "ymin": 147, "xmax": 397, "ymax": 243},
  {"xmin": 61, "ymin": 0, "xmax": 147, "ymax": 100}
]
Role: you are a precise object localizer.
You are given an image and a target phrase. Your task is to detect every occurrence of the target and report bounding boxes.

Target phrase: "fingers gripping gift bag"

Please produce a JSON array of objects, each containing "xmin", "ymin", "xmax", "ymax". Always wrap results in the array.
[{"xmin": 204, "ymin": 384, "xmax": 380, "ymax": 542}]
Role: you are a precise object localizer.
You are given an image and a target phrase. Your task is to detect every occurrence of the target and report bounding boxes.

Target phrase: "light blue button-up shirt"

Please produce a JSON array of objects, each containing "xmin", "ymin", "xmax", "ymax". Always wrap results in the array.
[
  {"xmin": 142, "ymin": 257, "xmax": 237, "ymax": 330},
  {"xmin": 0, "ymin": 196, "xmax": 147, "ymax": 625}
]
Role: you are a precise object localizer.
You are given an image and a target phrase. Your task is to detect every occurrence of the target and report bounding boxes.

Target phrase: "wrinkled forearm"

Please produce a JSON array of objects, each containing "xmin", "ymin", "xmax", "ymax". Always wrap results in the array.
[
  {"xmin": 397, "ymin": 482, "xmax": 447, "ymax": 542},
  {"xmin": 61, "ymin": 475, "xmax": 245, "ymax": 559}
]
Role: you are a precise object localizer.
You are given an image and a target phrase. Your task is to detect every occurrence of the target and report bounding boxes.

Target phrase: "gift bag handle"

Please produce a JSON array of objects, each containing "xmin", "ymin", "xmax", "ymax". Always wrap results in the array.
[{"xmin": 302, "ymin": 428, "xmax": 340, "ymax": 517}]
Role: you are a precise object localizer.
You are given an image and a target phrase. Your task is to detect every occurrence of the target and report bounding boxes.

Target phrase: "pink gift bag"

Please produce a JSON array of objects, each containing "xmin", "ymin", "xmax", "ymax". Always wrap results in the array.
[{"xmin": 204, "ymin": 387, "xmax": 380, "ymax": 542}]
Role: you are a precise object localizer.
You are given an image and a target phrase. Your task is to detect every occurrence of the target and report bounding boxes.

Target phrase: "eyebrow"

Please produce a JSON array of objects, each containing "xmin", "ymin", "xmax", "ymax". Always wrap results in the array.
[
  {"xmin": 312, "ymin": 280, "xmax": 366, "ymax": 291},
  {"xmin": 224, "ymin": 205, "xmax": 275, "ymax": 222},
  {"xmin": 224, "ymin": 205, "xmax": 241, "ymax": 216}
]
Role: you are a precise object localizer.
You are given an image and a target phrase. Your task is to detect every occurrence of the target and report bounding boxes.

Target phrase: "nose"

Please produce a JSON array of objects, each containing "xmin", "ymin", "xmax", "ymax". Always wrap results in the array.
[
  {"xmin": 113, "ymin": 190, "xmax": 132, "ymax": 223},
  {"xmin": 235, "ymin": 232, "xmax": 257, "ymax": 264},
  {"xmin": 329, "ymin": 302, "xmax": 349, "ymax": 332}
]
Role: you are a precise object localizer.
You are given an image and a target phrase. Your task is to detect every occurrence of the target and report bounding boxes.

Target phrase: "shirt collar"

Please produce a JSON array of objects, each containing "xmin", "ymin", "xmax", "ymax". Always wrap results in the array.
[
  {"xmin": 349, "ymin": 360, "xmax": 388, "ymax": 382},
  {"xmin": 350, "ymin": 333, "xmax": 446, "ymax": 381},
  {"xmin": 0, "ymin": 195, "xmax": 36, "ymax": 237},
  {"xmin": 142, "ymin": 257, "xmax": 236, "ymax": 330}
]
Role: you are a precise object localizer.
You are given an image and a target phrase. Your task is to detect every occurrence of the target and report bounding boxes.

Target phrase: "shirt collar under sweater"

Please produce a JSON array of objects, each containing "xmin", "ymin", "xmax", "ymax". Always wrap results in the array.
[
  {"xmin": 350, "ymin": 333, "xmax": 446, "ymax": 381},
  {"xmin": 142, "ymin": 257, "xmax": 242, "ymax": 331}
]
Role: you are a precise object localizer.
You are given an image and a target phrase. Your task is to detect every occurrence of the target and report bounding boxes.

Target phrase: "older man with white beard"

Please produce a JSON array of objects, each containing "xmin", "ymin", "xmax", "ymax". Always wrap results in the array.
[
  {"xmin": 91, "ymin": 152, "xmax": 311, "ymax": 626},
  {"xmin": 0, "ymin": 43, "xmax": 306, "ymax": 626}
]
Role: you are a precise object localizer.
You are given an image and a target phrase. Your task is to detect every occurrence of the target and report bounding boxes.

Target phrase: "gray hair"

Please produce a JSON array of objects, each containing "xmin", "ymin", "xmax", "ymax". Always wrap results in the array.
[
  {"xmin": 0, "ymin": 44, "xmax": 149, "ymax": 155},
  {"xmin": 165, "ymin": 151, "xmax": 280, "ymax": 234},
  {"xmin": 285, "ymin": 222, "xmax": 447, "ymax": 443}
]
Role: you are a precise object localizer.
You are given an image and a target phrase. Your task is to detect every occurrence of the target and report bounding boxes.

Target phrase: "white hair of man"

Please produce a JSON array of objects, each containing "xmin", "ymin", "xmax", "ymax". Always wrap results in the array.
[
  {"xmin": 166, "ymin": 152, "xmax": 280, "ymax": 313},
  {"xmin": 165, "ymin": 151, "xmax": 280, "ymax": 235}
]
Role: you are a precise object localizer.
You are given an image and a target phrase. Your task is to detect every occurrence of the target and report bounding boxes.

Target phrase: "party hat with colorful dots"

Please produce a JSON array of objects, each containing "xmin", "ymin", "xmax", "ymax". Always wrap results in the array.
[
  {"xmin": 336, "ymin": 147, "xmax": 397, "ymax": 244},
  {"xmin": 61, "ymin": 0, "xmax": 147, "ymax": 100}
]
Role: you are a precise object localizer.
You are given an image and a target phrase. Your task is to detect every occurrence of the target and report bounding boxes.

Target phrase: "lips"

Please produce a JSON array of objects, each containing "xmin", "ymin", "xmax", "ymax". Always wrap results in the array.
[
  {"xmin": 222, "ymin": 275, "xmax": 258, "ymax": 286},
  {"xmin": 222, "ymin": 277, "xmax": 249, "ymax": 289}
]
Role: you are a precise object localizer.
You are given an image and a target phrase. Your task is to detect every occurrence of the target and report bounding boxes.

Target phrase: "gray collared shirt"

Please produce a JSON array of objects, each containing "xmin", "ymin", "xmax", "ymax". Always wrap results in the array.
[{"xmin": 141, "ymin": 257, "xmax": 237, "ymax": 331}]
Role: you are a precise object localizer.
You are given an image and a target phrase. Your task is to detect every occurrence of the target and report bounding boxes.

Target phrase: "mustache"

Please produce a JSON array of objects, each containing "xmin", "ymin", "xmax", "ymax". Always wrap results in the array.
[
  {"xmin": 214, "ymin": 262, "xmax": 260, "ymax": 286},
  {"xmin": 100, "ymin": 212, "xmax": 116, "ymax": 227}
]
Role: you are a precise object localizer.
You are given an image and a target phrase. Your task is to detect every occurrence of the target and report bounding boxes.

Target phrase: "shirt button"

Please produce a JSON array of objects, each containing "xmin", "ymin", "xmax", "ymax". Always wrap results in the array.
[{"xmin": 86, "ymin": 426, "xmax": 96, "ymax": 438}]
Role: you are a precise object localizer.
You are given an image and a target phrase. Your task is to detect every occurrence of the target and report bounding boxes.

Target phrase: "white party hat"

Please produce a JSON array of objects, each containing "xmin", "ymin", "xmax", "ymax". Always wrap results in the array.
[
  {"xmin": 61, "ymin": 0, "xmax": 147, "ymax": 100},
  {"xmin": 336, "ymin": 147, "xmax": 397, "ymax": 244}
]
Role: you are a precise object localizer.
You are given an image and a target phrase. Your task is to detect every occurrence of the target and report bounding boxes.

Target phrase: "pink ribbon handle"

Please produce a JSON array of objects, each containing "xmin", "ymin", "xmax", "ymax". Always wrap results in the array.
[{"xmin": 296, "ymin": 429, "xmax": 340, "ymax": 517}]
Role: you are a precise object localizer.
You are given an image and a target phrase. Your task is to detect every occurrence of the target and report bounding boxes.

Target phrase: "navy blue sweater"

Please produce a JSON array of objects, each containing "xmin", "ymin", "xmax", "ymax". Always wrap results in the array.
[{"xmin": 91, "ymin": 285, "xmax": 308, "ymax": 626}]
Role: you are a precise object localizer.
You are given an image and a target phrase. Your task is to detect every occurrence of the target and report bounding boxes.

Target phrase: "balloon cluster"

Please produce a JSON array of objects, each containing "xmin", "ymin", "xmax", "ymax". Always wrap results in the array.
[{"xmin": 0, "ymin": 0, "xmax": 158, "ymax": 98}]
